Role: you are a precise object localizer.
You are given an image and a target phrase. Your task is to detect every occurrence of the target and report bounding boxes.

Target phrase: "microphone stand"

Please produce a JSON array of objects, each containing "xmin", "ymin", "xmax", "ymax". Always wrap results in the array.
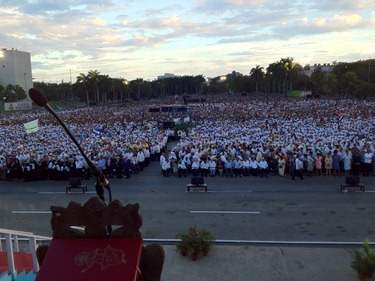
[{"xmin": 28, "ymin": 88, "xmax": 112, "ymax": 202}]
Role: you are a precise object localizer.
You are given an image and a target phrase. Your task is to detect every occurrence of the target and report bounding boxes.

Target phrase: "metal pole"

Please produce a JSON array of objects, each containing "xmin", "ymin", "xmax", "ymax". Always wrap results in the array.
[
  {"xmin": 369, "ymin": 56, "xmax": 371, "ymax": 83},
  {"xmin": 5, "ymin": 233, "xmax": 16, "ymax": 275},
  {"xmin": 24, "ymin": 72, "xmax": 27, "ymax": 94},
  {"xmin": 70, "ymin": 69, "xmax": 73, "ymax": 99}
]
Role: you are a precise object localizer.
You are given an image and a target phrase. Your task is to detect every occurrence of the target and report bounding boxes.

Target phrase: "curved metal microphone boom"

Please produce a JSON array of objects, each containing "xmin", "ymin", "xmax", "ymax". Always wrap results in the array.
[{"xmin": 28, "ymin": 88, "xmax": 111, "ymax": 202}]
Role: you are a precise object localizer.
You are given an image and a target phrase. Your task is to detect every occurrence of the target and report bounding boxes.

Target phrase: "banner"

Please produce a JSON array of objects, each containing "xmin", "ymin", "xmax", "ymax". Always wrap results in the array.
[
  {"xmin": 4, "ymin": 101, "xmax": 32, "ymax": 111},
  {"xmin": 24, "ymin": 119, "xmax": 39, "ymax": 134}
]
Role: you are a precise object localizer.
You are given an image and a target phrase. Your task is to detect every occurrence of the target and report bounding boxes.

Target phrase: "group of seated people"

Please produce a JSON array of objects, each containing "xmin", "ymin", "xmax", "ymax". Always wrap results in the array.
[{"xmin": 0, "ymin": 94, "xmax": 374, "ymax": 183}]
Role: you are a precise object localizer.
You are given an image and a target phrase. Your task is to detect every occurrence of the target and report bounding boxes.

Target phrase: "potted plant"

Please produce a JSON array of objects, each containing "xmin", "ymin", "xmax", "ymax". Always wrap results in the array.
[
  {"xmin": 186, "ymin": 226, "xmax": 201, "ymax": 260},
  {"xmin": 176, "ymin": 226, "xmax": 215, "ymax": 260},
  {"xmin": 175, "ymin": 232, "xmax": 190, "ymax": 256},
  {"xmin": 199, "ymin": 228, "xmax": 215, "ymax": 256},
  {"xmin": 351, "ymin": 239, "xmax": 375, "ymax": 281}
]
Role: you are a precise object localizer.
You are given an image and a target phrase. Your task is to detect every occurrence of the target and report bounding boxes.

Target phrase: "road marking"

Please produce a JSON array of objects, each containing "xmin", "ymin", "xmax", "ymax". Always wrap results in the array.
[
  {"xmin": 143, "ymin": 238, "xmax": 366, "ymax": 246},
  {"xmin": 207, "ymin": 190, "xmax": 252, "ymax": 193},
  {"xmin": 12, "ymin": 211, "xmax": 51, "ymax": 214},
  {"xmin": 37, "ymin": 191, "xmax": 96, "ymax": 194},
  {"xmin": 190, "ymin": 211, "xmax": 260, "ymax": 214},
  {"xmin": 186, "ymin": 190, "xmax": 252, "ymax": 193}
]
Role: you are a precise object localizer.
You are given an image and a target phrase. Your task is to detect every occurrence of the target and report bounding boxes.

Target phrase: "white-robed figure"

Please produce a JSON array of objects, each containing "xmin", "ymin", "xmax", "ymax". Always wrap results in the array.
[
  {"xmin": 277, "ymin": 155, "xmax": 286, "ymax": 177},
  {"xmin": 208, "ymin": 158, "xmax": 217, "ymax": 177},
  {"xmin": 162, "ymin": 158, "xmax": 171, "ymax": 177},
  {"xmin": 191, "ymin": 157, "xmax": 200, "ymax": 177},
  {"xmin": 178, "ymin": 159, "xmax": 187, "ymax": 178}
]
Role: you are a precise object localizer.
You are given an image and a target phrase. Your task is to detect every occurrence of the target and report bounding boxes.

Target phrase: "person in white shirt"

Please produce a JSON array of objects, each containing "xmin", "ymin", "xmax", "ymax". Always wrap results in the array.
[
  {"xmin": 162, "ymin": 159, "xmax": 171, "ymax": 177},
  {"xmin": 191, "ymin": 158, "xmax": 200, "ymax": 177},
  {"xmin": 363, "ymin": 149, "xmax": 373, "ymax": 177},
  {"xmin": 208, "ymin": 158, "xmax": 217, "ymax": 177},
  {"xmin": 250, "ymin": 158, "xmax": 259, "ymax": 177},
  {"xmin": 178, "ymin": 159, "xmax": 187, "ymax": 178},
  {"xmin": 242, "ymin": 157, "xmax": 251, "ymax": 176},
  {"xmin": 258, "ymin": 157, "xmax": 269, "ymax": 178},
  {"xmin": 137, "ymin": 150, "xmax": 145, "ymax": 171},
  {"xmin": 159, "ymin": 152, "xmax": 166, "ymax": 165},
  {"xmin": 293, "ymin": 155, "xmax": 304, "ymax": 180},
  {"xmin": 200, "ymin": 159, "xmax": 209, "ymax": 177}
]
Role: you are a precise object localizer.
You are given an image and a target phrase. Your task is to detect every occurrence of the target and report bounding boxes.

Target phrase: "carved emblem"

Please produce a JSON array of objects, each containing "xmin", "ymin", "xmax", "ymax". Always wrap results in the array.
[{"xmin": 75, "ymin": 245, "xmax": 127, "ymax": 272}]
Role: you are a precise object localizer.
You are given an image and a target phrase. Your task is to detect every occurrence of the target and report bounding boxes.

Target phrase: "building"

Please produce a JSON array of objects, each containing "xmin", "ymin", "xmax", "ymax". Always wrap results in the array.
[
  {"xmin": 157, "ymin": 73, "xmax": 178, "ymax": 79},
  {"xmin": 0, "ymin": 48, "xmax": 33, "ymax": 99},
  {"xmin": 303, "ymin": 63, "xmax": 335, "ymax": 77}
]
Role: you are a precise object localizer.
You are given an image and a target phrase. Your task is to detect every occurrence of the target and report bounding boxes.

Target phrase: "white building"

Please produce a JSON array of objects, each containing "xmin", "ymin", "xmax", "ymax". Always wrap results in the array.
[
  {"xmin": 157, "ymin": 73, "xmax": 178, "ymax": 79},
  {"xmin": 0, "ymin": 48, "xmax": 33, "ymax": 98}
]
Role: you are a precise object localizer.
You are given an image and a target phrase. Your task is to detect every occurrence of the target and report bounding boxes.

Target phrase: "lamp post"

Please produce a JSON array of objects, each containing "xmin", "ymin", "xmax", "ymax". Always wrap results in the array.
[
  {"xmin": 369, "ymin": 55, "xmax": 371, "ymax": 83},
  {"xmin": 24, "ymin": 72, "xmax": 27, "ymax": 94},
  {"xmin": 70, "ymin": 69, "xmax": 73, "ymax": 99}
]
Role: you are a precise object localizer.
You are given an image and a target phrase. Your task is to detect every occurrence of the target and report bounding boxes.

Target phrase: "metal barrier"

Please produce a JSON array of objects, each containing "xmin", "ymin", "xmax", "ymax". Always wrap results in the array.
[{"xmin": 0, "ymin": 228, "xmax": 51, "ymax": 275}]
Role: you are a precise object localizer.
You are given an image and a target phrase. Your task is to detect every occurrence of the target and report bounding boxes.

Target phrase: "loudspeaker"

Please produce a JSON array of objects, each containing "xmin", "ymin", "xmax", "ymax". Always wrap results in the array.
[
  {"xmin": 345, "ymin": 176, "xmax": 359, "ymax": 185},
  {"xmin": 191, "ymin": 177, "xmax": 204, "ymax": 185}
]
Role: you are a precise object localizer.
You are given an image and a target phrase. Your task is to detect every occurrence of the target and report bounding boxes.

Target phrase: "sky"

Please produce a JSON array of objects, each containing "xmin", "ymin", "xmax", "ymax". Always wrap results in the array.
[{"xmin": 1, "ymin": 0, "xmax": 375, "ymax": 83}]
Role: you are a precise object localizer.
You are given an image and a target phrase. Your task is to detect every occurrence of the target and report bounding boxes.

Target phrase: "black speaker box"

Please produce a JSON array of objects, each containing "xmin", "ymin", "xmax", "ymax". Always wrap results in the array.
[
  {"xmin": 345, "ymin": 176, "xmax": 359, "ymax": 185},
  {"xmin": 191, "ymin": 177, "xmax": 204, "ymax": 185}
]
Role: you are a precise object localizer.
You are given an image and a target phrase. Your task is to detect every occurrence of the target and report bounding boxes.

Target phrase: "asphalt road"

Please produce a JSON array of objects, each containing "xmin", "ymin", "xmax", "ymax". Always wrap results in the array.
[{"xmin": 1, "ymin": 159, "xmax": 374, "ymax": 246}]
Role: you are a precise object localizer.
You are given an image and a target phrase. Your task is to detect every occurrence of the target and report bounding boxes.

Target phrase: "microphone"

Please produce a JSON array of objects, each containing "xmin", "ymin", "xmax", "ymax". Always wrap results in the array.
[{"xmin": 28, "ymin": 88, "xmax": 111, "ymax": 202}]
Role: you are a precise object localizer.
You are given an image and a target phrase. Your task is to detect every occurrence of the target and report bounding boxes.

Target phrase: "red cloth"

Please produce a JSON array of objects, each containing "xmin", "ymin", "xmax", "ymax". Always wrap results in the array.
[{"xmin": 36, "ymin": 237, "xmax": 142, "ymax": 281}]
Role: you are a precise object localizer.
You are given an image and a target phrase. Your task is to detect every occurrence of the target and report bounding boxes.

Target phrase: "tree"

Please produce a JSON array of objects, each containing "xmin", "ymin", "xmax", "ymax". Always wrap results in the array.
[
  {"xmin": 324, "ymin": 73, "xmax": 339, "ymax": 95},
  {"xmin": 98, "ymin": 74, "xmax": 111, "ymax": 104},
  {"xmin": 250, "ymin": 65, "xmax": 264, "ymax": 95},
  {"xmin": 76, "ymin": 73, "xmax": 90, "ymax": 106},
  {"xmin": 111, "ymin": 78, "xmax": 128, "ymax": 102},
  {"xmin": 342, "ymin": 71, "xmax": 360, "ymax": 96},
  {"xmin": 310, "ymin": 66, "xmax": 325, "ymax": 95},
  {"xmin": 266, "ymin": 62, "xmax": 286, "ymax": 94},
  {"xmin": 0, "ymin": 85, "xmax": 5, "ymax": 107},
  {"xmin": 193, "ymin": 75, "xmax": 205, "ymax": 94},
  {"xmin": 280, "ymin": 57, "xmax": 299, "ymax": 94},
  {"xmin": 87, "ymin": 70, "xmax": 101, "ymax": 104}
]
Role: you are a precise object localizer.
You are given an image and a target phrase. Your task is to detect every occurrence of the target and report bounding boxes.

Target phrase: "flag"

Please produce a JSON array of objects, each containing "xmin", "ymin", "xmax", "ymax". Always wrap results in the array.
[
  {"xmin": 24, "ymin": 119, "xmax": 39, "ymax": 134},
  {"xmin": 93, "ymin": 129, "xmax": 107, "ymax": 135}
]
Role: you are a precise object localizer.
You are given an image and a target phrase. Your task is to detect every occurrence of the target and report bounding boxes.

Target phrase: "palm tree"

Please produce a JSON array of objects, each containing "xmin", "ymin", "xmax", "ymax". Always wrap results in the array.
[
  {"xmin": 98, "ymin": 74, "xmax": 111, "ymax": 104},
  {"xmin": 280, "ymin": 57, "xmax": 298, "ymax": 94},
  {"xmin": 87, "ymin": 70, "xmax": 101, "ymax": 104},
  {"xmin": 76, "ymin": 73, "xmax": 90, "ymax": 106},
  {"xmin": 250, "ymin": 65, "xmax": 264, "ymax": 95},
  {"xmin": 111, "ymin": 78, "xmax": 125, "ymax": 102},
  {"xmin": 266, "ymin": 62, "xmax": 285, "ymax": 94}
]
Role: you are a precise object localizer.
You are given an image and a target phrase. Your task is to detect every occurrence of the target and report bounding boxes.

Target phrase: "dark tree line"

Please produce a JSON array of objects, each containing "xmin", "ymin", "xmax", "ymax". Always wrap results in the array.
[{"xmin": 27, "ymin": 57, "xmax": 374, "ymax": 105}]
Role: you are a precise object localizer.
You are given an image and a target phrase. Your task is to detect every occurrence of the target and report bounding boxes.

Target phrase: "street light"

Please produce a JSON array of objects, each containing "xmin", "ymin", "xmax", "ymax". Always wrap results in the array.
[
  {"xmin": 70, "ymin": 69, "xmax": 73, "ymax": 99},
  {"xmin": 24, "ymin": 72, "xmax": 27, "ymax": 93},
  {"xmin": 365, "ymin": 48, "xmax": 375, "ymax": 83},
  {"xmin": 369, "ymin": 55, "xmax": 372, "ymax": 83}
]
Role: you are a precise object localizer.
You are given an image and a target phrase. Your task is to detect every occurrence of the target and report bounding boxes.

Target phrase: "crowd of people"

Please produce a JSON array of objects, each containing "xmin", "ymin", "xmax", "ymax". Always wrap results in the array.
[{"xmin": 0, "ymin": 95, "xmax": 374, "ymax": 183}]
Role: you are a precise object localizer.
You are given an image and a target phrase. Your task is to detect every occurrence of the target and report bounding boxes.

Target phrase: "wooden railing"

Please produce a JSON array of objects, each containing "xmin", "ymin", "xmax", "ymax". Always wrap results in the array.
[{"xmin": 0, "ymin": 228, "xmax": 51, "ymax": 275}]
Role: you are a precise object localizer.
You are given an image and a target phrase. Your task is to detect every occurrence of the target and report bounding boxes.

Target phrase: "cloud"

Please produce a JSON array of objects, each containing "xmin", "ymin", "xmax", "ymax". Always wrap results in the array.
[{"xmin": 1, "ymin": 0, "xmax": 374, "ymax": 81}]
